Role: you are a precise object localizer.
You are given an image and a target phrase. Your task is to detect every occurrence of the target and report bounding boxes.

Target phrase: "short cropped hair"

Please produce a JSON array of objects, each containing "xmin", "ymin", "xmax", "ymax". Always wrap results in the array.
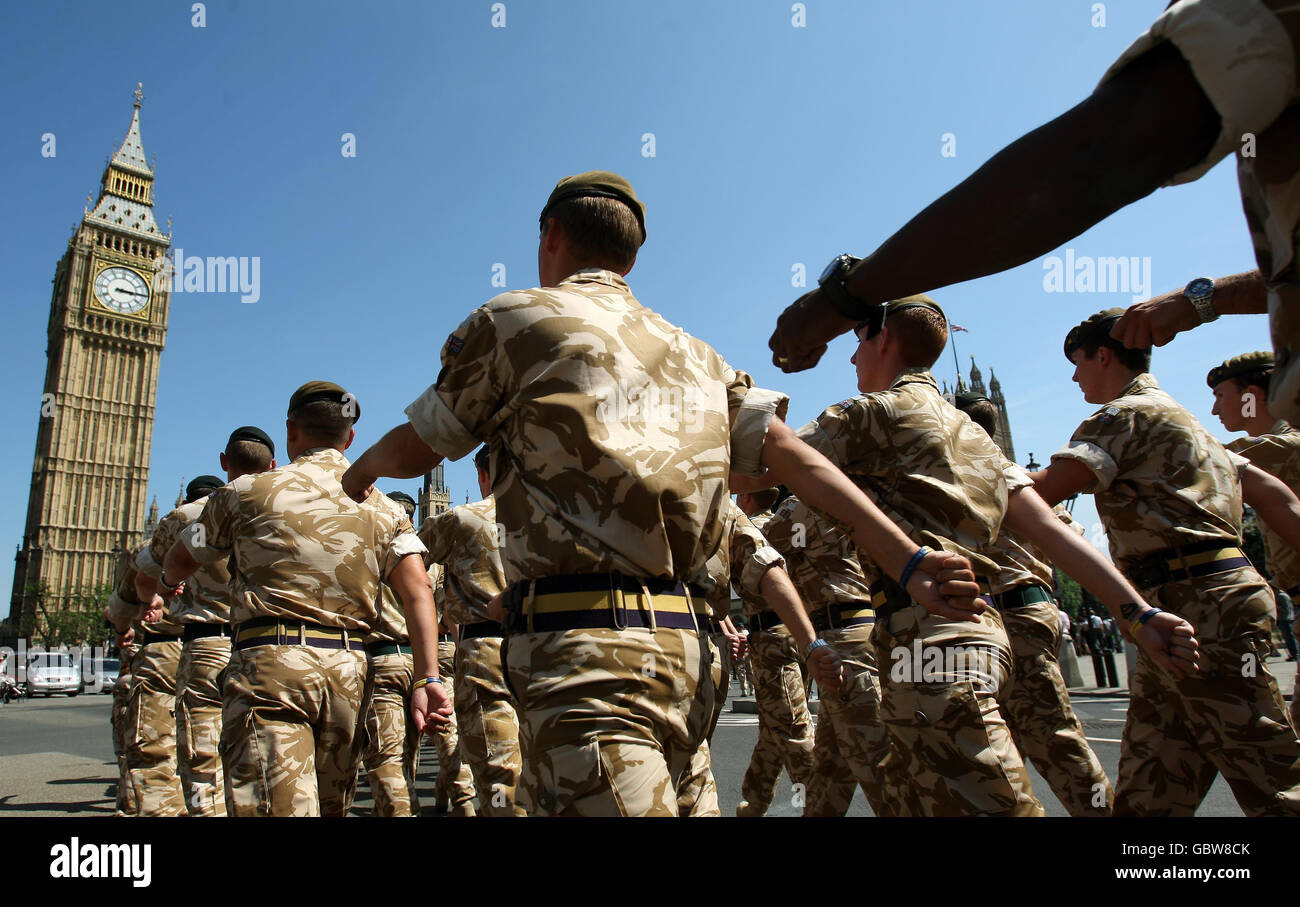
[
  {"xmin": 473, "ymin": 445, "xmax": 490, "ymax": 474},
  {"xmin": 225, "ymin": 438, "xmax": 273, "ymax": 473},
  {"xmin": 959, "ymin": 398, "xmax": 1000, "ymax": 438},
  {"xmin": 885, "ymin": 306, "xmax": 948, "ymax": 369},
  {"xmin": 545, "ymin": 196, "xmax": 642, "ymax": 272},
  {"xmin": 288, "ymin": 400, "xmax": 352, "ymax": 447}
]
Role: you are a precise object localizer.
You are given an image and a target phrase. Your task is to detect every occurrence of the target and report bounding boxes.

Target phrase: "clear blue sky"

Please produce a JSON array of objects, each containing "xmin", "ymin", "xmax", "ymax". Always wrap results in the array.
[{"xmin": 0, "ymin": 1, "xmax": 1271, "ymax": 596}]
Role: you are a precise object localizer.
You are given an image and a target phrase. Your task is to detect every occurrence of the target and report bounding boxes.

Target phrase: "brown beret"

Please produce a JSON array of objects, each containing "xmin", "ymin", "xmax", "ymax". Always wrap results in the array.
[
  {"xmin": 1063, "ymin": 308, "xmax": 1129, "ymax": 363},
  {"xmin": 1207, "ymin": 351, "xmax": 1274, "ymax": 388},
  {"xmin": 540, "ymin": 170, "xmax": 646, "ymax": 243},
  {"xmin": 288, "ymin": 380, "xmax": 360, "ymax": 423}
]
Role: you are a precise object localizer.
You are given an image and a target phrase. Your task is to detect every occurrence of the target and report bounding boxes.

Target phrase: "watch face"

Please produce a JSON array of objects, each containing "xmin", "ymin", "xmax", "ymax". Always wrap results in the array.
[
  {"xmin": 93, "ymin": 266, "xmax": 150, "ymax": 314},
  {"xmin": 819, "ymin": 255, "xmax": 848, "ymax": 285},
  {"xmin": 1186, "ymin": 277, "xmax": 1213, "ymax": 298}
]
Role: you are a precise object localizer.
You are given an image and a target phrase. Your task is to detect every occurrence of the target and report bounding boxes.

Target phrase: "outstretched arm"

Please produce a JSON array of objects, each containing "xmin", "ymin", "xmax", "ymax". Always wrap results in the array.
[
  {"xmin": 769, "ymin": 41, "xmax": 1220, "ymax": 372},
  {"xmin": 343, "ymin": 423, "xmax": 443, "ymax": 501}
]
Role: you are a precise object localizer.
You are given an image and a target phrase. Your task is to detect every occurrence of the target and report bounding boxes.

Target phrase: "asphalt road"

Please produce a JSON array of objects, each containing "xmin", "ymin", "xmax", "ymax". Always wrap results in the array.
[{"xmin": 0, "ymin": 671, "xmax": 1270, "ymax": 816}]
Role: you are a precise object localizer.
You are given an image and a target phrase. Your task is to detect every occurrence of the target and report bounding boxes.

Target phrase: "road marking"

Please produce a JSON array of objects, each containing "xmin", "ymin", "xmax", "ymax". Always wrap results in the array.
[
  {"xmin": 1085, "ymin": 736, "xmax": 1123, "ymax": 744},
  {"xmin": 1099, "ymin": 718, "xmax": 1126, "ymax": 723},
  {"xmin": 716, "ymin": 715, "xmax": 759, "ymax": 726}
]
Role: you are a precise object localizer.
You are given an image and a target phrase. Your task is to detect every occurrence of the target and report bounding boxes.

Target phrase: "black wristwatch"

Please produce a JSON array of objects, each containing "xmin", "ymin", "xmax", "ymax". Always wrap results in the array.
[{"xmin": 818, "ymin": 253, "xmax": 869, "ymax": 319}]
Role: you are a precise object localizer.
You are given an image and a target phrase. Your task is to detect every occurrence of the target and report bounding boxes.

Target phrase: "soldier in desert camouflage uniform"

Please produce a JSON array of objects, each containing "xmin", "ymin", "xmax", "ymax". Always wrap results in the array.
[
  {"xmin": 1208, "ymin": 352, "xmax": 1300, "ymax": 729},
  {"xmin": 160, "ymin": 382, "xmax": 446, "ymax": 817},
  {"xmin": 789, "ymin": 298, "xmax": 1199, "ymax": 816},
  {"xmin": 344, "ymin": 171, "xmax": 975, "ymax": 816},
  {"xmin": 1033, "ymin": 311, "xmax": 1300, "ymax": 816},
  {"xmin": 106, "ymin": 556, "xmax": 186, "ymax": 817},
  {"xmin": 420, "ymin": 446, "xmax": 522, "ymax": 816},
  {"xmin": 134, "ymin": 429, "xmax": 276, "ymax": 817},
  {"xmin": 762, "ymin": 494, "xmax": 893, "ymax": 816},
  {"xmin": 430, "ymin": 600, "xmax": 477, "ymax": 816},
  {"xmin": 732, "ymin": 489, "xmax": 819, "ymax": 818},
  {"xmin": 955, "ymin": 394, "xmax": 1113, "ymax": 816},
  {"xmin": 108, "ymin": 626, "xmax": 138, "ymax": 816},
  {"xmin": 357, "ymin": 490, "xmax": 424, "ymax": 817},
  {"xmin": 678, "ymin": 497, "xmax": 792, "ymax": 817}
]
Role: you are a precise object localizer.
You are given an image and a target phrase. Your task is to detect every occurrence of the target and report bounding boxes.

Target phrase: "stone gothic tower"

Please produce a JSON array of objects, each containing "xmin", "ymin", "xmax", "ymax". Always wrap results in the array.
[
  {"xmin": 9, "ymin": 85, "xmax": 172, "ymax": 626},
  {"xmin": 963, "ymin": 356, "xmax": 1017, "ymax": 463},
  {"xmin": 419, "ymin": 463, "xmax": 453, "ymax": 526}
]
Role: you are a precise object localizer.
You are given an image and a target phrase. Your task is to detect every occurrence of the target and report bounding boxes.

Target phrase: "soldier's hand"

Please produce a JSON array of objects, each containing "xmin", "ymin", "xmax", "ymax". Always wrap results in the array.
[
  {"xmin": 907, "ymin": 552, "xmax": 985, "ymax": 623},
  {"xmin": 340, "ymin": 465, "xmax": 375, "ymax": 503},
  {"xmin": 1110, "ymin": 293, "xmax": 1199, "ymax": 349},
  {"xmin": 1132, "ymin": 611, "xmax": 1200, "ymax": 680},
  {"xmin": 808, "ymin": 643, "xmax": 843, "ymax": 691},
  {"xmin": 485, "ymin": 592, "xmax": 506, "ymax": 623},
  {"xmin": 118, "ymin": 627, "xmax": 135, "ymax": 647},
  {"xmin": 768, "ymin": 288, "xmax": 857, "ymax": 373},
  {"xmin": 411, "ymin": 682, "xmax": 454, "ymax": 735}
]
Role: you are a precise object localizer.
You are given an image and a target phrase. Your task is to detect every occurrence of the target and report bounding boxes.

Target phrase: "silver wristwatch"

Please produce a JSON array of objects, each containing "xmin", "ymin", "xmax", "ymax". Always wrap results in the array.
[{"xmin": 1185, "ymin": 277, "xmax": 1217, "ymax": 323}]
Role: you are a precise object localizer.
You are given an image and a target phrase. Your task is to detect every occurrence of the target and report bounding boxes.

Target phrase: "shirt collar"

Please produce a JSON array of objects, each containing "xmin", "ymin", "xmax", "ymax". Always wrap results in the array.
[
  {"xmin": 891, "ymin": 369, "xmax": 938, "ymax": 391},
  {"xmin": 558, "ymin": 268, "xmax": 631, "ymax": 292},
  {"xmin": 1116, "ymin": 372, "xmax": 1159, "ymax": 399}
]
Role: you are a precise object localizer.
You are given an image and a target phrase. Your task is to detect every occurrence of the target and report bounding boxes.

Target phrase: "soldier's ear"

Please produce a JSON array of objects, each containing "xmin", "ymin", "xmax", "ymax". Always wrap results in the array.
[
  {"xmin": 620, "ymin": 252, "xmax": 637, "ymax": 278},
  {"xmin": 343, "ymin": 427, "xmax": 356, "ymax": 451}
]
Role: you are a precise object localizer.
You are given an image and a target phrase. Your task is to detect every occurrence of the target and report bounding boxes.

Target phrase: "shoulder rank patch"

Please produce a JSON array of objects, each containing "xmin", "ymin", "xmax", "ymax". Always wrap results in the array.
[
  {"xmin": 777, "ymin": 498, "xmax": 797, "ymax": 517},
  {"xmin": 445, "ymin": 334, "xmax": 465, "ymax": 356},
  {"xmin": 834, "ymin": 398, "xmax": 856, "ymax": 411},
  {"xmin": 1097, "ymin": 405, "xmax": 1122, "ymax": 425}
]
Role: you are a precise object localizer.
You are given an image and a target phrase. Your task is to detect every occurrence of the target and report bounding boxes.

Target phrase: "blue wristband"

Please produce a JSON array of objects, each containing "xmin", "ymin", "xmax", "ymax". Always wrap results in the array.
[
  {"xmin": 805, "ymin": 638, "xmax": 829, "ymax": 660},
  {"xmin": 898, "ymin": 546, "xmax": 933, "ymax": 590},
  {"xmin": 1137, "ymin": 608, "xmax": 1162, "ymax": 625}
]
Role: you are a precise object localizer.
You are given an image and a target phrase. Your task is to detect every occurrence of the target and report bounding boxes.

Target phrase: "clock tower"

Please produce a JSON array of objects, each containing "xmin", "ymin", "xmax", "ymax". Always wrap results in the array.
[{"xmin": 9, "ymin": 84, "xmax": 172, "ymax": 629}]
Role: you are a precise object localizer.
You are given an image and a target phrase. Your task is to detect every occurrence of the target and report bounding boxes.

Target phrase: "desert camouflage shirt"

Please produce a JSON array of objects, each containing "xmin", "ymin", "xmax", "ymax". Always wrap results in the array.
[
  {"xmin": 1052, "ymin": 374, "xmax": 1249, "ymax": 573},
  {"xmin": 1229, "ymin": 419, "xmax": 1300, "ymax": 590},
  {"xmin": 985, "ymin": 469, "xmax": 1067, "ymax": 595},
  {"xmin": 363, "ymin": 490, "xmax": 420, "ymax": 644},
  {"xmin": 1100, "ymin": 0, "xmax": 1300, "ymax": 422},
  {"xmin": 107, "ymin": 557, "xmax": 183, "ymax": 637},
  {"xmin": 762, "ymin": 495, "xmax": 874, "ymax": 609},
  {"xmin": 419, "ymin": 497, "xmax": 506, "ymax": 626},
  {"xmin": 136, "ymin": 496, "xmax": 232, "ymax": 625},
  {"xmin": 183, "ymin": 447, "xmax": 426, "ymax": 630},
  {"xmin": 795, "ymin": 371, "xmax": 1026, "ymax": 580},
  {"xmin": 701, "ymin": 499, "xmax": 785, "ymax": 620},
  {"xmin": 404, "ymin": 269, "xmax": 787, "ymax": 589}
]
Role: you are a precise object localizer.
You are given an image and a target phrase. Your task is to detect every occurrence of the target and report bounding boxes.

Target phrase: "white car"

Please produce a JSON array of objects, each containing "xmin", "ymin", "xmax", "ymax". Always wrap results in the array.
[{"xmin": 27, "ymin": 652, "xmax": 82, "ymax": 697}]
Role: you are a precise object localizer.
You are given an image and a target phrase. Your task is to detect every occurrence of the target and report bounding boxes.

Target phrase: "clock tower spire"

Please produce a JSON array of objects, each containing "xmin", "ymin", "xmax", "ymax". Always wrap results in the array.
[{"xmin": 8, "ymin": 85, "xmax": 172, "ymax": 632}]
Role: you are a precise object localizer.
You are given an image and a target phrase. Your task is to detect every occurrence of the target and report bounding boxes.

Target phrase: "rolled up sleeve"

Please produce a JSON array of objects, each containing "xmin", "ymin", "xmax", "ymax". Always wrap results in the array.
[
  {"xmin": 1098, "ymin": 0, "xmax": 1297, "ymax": 184},
  {"xmin": 1052, "ymin": 441, "xmax": 1118, "ymax": 493},
  {"xmin": 728, "ymin": 383, "xmax": 790, "ymax": 477}
]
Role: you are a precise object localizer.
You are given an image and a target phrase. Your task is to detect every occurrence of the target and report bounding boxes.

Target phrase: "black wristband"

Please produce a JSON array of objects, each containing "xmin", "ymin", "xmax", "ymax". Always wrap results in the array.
[{"xmin": 819, "ymin": 272, "xmax": 871, "ymax": 320}]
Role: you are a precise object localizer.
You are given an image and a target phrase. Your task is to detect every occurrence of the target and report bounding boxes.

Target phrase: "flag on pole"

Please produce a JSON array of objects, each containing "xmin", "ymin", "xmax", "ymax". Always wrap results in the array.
[{"xmin": 951, "ymin": 324, "xmax": 969, "ymax": 333}]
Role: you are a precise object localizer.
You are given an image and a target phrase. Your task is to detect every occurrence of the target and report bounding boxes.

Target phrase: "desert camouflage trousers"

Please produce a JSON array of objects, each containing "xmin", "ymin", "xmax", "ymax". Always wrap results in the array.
[
  {"xmin": 504, "ymin": 620, "xmax": 710, "ymax": 817},
  {"xmin": 361, "ymin": 650, "xmax": 420, "ymax": 817},
  {"xmin": 111, "ymin": 650, "xmax": 136, "ymax": 817},
  {"xmin": 433, "ymin": 639, "xmax": 476, "ymax": 816},
  {"xmin": 455, "ymin": 636, "xmax": 525, "ymax": 816},
  {"xmin": 220, "ymin": 643, "xmax": 367, "ymax": 817},
  {"xmin": 1001, "ymin": 597, "xmax": 1112, "ymax": 816},
  {"xmin": 1116, "ymin": 567, "xmax": 1300, "ymax": 816},
  {"xmin": 803, "ymin": 623, "xmax": 892, "ymax": 816},
  {"xmin": 737, "ymin": 625, "xmax": 815, "ymax": 817},
  {"xmin": 1294, "ymin": 614, "xmax": 1300, "ymax": 731},
  {"xmin": 176, "ymin": 634, "xmax": 231, "ymax": 817},
  {"xmin": 125, "ymin": 638, "xmax": 186, "ymax": 817},
  {"xmin": 677, "ymin": 631, "xmax": 728, "ymax": 817},
  {"xmin": 874, "ymin": 604, "xmax": 1043, "ymax": 816}
]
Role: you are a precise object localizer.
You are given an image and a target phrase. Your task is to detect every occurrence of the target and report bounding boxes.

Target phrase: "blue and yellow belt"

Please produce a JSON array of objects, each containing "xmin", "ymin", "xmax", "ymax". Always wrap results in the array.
[
  {"xmin": 503, "ymin": 573, "xmax": 709, "ymax": 634},
  {"xmin": 1125, "ymin": 540, "xmax": 1252, "ymax": 588},
  {"xmin": 234, "ymin": 617, "xmax": 366, "ymax": 652}
]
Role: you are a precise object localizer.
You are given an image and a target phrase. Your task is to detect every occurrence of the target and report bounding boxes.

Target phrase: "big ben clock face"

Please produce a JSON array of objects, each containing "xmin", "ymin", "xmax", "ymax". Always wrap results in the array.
[{"xmin": 93, "ymin": 266, "xmax": 150, "ymax": 315}]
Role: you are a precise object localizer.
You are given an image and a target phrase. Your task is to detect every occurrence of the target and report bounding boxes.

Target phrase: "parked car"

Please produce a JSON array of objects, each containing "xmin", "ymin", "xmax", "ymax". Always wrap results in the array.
[
  {"xmin": 79, "ymin": 656, "xmax": 120, "ymax": 694},
  {"xmin": 27, "ymin": 652, "xmax": 82, "ymax": 696}
]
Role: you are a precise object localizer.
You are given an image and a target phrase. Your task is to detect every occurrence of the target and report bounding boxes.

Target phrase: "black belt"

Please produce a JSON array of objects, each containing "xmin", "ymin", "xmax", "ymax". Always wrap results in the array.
[
  {"xmin": 1124, "ymin": 539, "xmax": 1252, "ymax": 589},
  {"xmin": 183, "ymin": 623, "xmax": 231, "ymax": 641},
  {"xmin": 809, "ymin": 598, "xmax": 879, "ymax": 632},
  {"xmin": 234, "ymin": 617, "xmax": 366, "ymax": 652},
  {"xmin": 992, "ymin": 584, "xmax": 1054, "ymax": 610},
  {"xmin": 366, "ymin": 641, "xmax": 411, "ymax": 657},
  {"xmin": 141, "ymin": 630, "xmax": 182, "ymax": 646},
  {"xmin": 748, "ymin": 610, "xmax": 784, "ymax": 634},
  {"xmin": 462, "ymin": 620, "xmax": 504, "ymax": 640}
]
